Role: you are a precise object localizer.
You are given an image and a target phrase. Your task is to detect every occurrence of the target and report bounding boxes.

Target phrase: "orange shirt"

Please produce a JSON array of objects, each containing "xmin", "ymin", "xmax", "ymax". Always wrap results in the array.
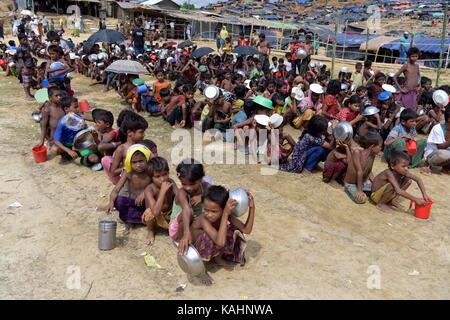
[{"xmin": 153, "ymin": 80, "xmax": 171, "ymax": 104}]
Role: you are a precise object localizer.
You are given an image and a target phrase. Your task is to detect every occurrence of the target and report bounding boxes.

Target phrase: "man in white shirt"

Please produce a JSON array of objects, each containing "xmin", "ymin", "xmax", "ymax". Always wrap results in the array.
[
  {"xmin": 424, "ymin": 105, "xmax": 450, "ymax": 170},
  {"xmin": 169, "ymin": 21, "xmax": 175, "ymax": 39}
]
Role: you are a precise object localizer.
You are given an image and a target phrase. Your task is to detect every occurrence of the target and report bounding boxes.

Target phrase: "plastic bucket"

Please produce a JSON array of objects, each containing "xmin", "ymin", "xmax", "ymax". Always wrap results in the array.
[
  {"xmin": 137, "ymin": 84, "xmax": 148, "ymax": 94},
  {"xmin": 409, "ymin": 199, "xmax": 433, "ymax": 219},
  {"xmin": 406, "ymin": 139, "xmax": 417, "ymax": 156},
  {"xmin": 79, "ymin": 100, "xmax": 91, "ymax": 112},
  {"xmin": 32, "ymin": 145, "xmax": 48, "ymax": 163}
]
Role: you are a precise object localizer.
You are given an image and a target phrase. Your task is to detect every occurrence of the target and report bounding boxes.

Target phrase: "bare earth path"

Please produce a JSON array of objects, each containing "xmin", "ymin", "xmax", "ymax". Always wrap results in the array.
[{"xmin": 0, "ymin": 73, "xmax": 449, "ymax": 299}]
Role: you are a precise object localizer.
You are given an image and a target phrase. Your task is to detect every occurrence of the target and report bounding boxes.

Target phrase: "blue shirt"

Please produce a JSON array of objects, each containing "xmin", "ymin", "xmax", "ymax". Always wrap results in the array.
[
  {"xmin": 386, "ymin": 124, "xmax": 417, "ymax": 143},
  {"xmin": 53, "ymin": 114, "xmax": 83, "ymax": 146}
]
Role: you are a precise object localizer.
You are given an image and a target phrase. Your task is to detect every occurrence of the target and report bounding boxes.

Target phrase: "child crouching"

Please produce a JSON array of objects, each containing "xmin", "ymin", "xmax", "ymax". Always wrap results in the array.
[{"xmin": 190, "ymin": 185, "xmax": 255, "ymax": 285}]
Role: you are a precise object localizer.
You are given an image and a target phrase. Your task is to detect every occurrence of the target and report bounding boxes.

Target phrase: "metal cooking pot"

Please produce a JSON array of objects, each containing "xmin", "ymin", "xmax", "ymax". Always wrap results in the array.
[
  {"xmin": 174, "ymin": 242, "xmax": 205, "ymax": 276},
  {"xmin": 31, "ymin": 112, "xmax": 42, "ymax": 123},
  {"xmin": 73, "ymin": 128, "xmax": 95, "ymax": 150},
  {"xmin": 334, "ymin": 121, "xmax": 353, "ymax": 142},
  {"xmin": 297, "ymin": 48, "xmax": 308, "ymax": 60},
  {"xmin": 362, "ymin": 106, "xmax": 380, "ymax": 117}
]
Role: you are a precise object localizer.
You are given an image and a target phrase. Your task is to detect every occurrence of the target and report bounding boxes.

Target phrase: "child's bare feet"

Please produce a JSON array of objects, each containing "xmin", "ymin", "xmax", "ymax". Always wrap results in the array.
[
  {"xmin": 25, "ymin": 96, "xmax": 35, "ymax": 101},
  {"xmin": 328, "ymin": 180, "xmax": 343, "ymax": 189},
  {"xmin": 302, "ymin": 169, "xmax": 312, "ymax": 177},
  {"xmin": 146, "ymin": 230, "xmax": 155, "ymax": 246},
  {"xmin": 197, "ymin": 271, "xmax": 214, "ymax": 286},
  {"xmin": 420, "ymin": 167, "xmax": 432, "ymax": 176},
  {"xmin": 391, "ymin": 198, "xmax": 406, "ymax": 212}
]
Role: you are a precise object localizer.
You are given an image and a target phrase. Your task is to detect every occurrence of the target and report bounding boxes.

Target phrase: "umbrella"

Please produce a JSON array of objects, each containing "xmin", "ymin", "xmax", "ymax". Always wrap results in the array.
[
  {"xmin": 83, "ymin": 29, "xmax": 127, "ymax": 54},
  {"xmin": 232, "ymin": 46, "xmax": 258, "ymax": 56},
  {"xmin": 178, "ymin": 40, "xmax": 195, "ymax": 48},
  {"xmin": 20, "ymin": 10, "xmax": 33, "ymax": 16},
  {"xmin": 191, "ymin": 47, "xmax": 214, "ymax": 58},
  {"xmin": 105, "ymin": 60, "xmax": 149, "ymax": 75}
]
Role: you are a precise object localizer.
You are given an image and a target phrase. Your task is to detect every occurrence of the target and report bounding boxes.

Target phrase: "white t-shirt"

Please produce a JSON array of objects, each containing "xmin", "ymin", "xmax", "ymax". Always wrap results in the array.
[
  {"xmin": 144, "ymin": 21, "xmax": 151, "ymax": 30},
  {"xmin": 424, "ymin": 124, "xmax": 448, "ymax": 159},
  {"xmin": 170, "ymin": 22, "xmax": 175, "ymax": 29},
  {"xmin": 284, "ymin": 61, "xmax": 292, "ymax": 72}
]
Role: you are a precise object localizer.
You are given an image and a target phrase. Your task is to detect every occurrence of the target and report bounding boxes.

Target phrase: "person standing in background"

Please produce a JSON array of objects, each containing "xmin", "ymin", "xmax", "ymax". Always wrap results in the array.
[
  {"xmin": 170, "ymin": 20, "xmax": 175, "ymax": 39},
  {"xmin": 0, "ymin": 20, "xmax": 4, "ymax": 40},
  {"xmin": 42, "ymin": 15, "xmax": 48, "ymax": 34},
  {"xmin": 186, "ymin": 22, "xmax": 191, "ymax": 40},
  {"xmin": 399, "ymin": 32, "xmax": 410, "ymax": 64}
]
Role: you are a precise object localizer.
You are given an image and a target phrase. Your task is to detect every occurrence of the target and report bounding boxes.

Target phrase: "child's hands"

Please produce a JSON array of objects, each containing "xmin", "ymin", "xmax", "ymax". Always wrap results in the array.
[
  {"xmin": 67, "ymin": 150, "xmax": 78, "ymax": 159},
  {"xmin": 246, "ymin": 190, "xmax": 255, "ymax": 209},
  {"xmin": 224, "ymin": 198, "xmax": 237, "ymax": 216},
  {"xmin": 160, "ymin": 181, "xmax": 173, "ymax": 194},
  {"xmin": 355, "ymin": 191, "xmax": 367, "ymax": 203},
  {"xmin": 190, "ymin": 194, "xmax": 202, "ymax": 207},
  {"xmin": 135, "ymin": 192, "xmax": 145, "ymax": 206},
  {"xmin": 416, "ymin": 198, "xmax": 427, "ymax": 207},
  {"xmin": 106, "ymin": 202, "xmax": 115, "ymax": 214},
  {"xmin": 422, "ymin": 193, "xmax": 431, "ymax": 202}
]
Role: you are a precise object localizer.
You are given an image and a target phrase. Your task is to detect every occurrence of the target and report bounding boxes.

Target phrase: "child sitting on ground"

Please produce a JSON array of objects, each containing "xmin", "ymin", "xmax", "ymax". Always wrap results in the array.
[
  {"xmin": 323, "ymin": 139, "xmax": 351, "ymax": 189},
  {"xmin": 141, "ymin": 157, "xmax": 177, "ymax": 244},
  {"xmin": 384, "ymin": 109, "xmax": 426, "ymax": 168},
  {"xmin": 371, "ymin": 151, "xmax": 430, "ymax": 212},
  {"xmin": 110, "ymin": 112, "xmax": 148, "ymax": 180},
  {"xmin": 344, "ymin": 131, "xmax": 383, "ymax": 204},
  {"xmin": 190, "ymin": 185, "xmax": 255, "ymax": 285},
  {"xmin": 52, "ymin": 96, "xmax": 101, "ymax": 168},
  {"xmin": 37, "ymin": 87, "xmax": 64, "ymax": 148},
  {"xmin": 107, "ymin": 144, "xmax": 152, "ymax": 227}
]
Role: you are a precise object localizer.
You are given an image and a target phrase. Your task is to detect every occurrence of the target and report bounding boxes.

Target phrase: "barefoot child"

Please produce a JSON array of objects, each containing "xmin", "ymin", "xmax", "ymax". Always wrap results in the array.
[
  {"xmin": 190, "ymin": 185, "xmax": 255, "ymax": 285},
  {"xmin": 141, "ymin": 157, "xmax": 176, "ymax": 244},
  {"xmin": 344, "ymin": 132, "xmax": 383, "ymax": 204},
  {"xmin": 169, "ymin": 159, "xmax": 211, "ymax": 254},
  {"xmin": 107, "ymin": 144, "xmax": 152, "ymax": 226},
  {"xmin": 423, "ymin": 105, "xmax": 450, "ymax": 173},
  {"xmin": 323, "ymin": 139, "xmax": 351, "ymax": 189},
  {"xmin": 371, "ymin": 151, "xmax": 430, "ymax": 212},
  {"xmin": 110, "ymin": 112, "xmax": 148, "ymax": 179},
  {"xmin": 37, "ymin": 87, "xmax": 64, "ymax": 147},
  {"xmin": 15, "ymin": 33, "xmax": 36, "ymax": 100},
  {"xmin": 394, "ymin": 47, "xmax": 421, "ymax": 111}
]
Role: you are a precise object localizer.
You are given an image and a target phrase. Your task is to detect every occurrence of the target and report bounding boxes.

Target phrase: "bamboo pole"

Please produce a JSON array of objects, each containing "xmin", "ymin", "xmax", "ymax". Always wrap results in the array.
[
  {"xmin": 436, "ymin": 0, "xmax": 449, "ymax": 86},
  {"xmin": 209, "ymin": 21, "xmax": 212, "ymax": 40},
  {"xmin": 279, "ymin": 16, "xmax": 285, "ymax": 51},
  {"xmin": 200, "ymin": 20, "xmax": 203, "ymax": 41},
  {"xmin": 331, "ymin": 11, "xmax": 340, "ymax": 78},
  {"xmin": 445, "ymin": 43, "xmax": 450, "ymax": 70},
  {"xmin": 365, "ymin": 26, "xmax": 369, "ymax": 60}
]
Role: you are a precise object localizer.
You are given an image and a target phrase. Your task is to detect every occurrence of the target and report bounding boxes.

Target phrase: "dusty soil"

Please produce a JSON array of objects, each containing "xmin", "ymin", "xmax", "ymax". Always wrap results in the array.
[{"xmin": 0, "ymin": 68, "xmax": 449, "ymax": 299}]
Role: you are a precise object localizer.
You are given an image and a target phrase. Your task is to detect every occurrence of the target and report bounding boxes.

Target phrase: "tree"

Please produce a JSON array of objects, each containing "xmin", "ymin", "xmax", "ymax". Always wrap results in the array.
[{"xmin": 181, "ymin": 2, "xmax": 195, "ymax": 10}]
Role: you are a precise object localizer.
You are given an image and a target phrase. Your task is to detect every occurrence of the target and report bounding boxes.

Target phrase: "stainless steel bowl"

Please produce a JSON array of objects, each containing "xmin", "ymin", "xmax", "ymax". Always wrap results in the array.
[
  {"xmin": 229, "ymin": 188, "xmax": 249, "ymax": 217},
  {"xmin": 31, "ymin": 112, "xmax": 42, "ymax": 123},
  {"xmin": 175, "ymin": 243, "xmax": 205, "ymax": 276},
  {"xmin": 297, "ymin": 48, "xmax": 308, "ymax": 60},
  {"xmin": 362, "ymin": 106, "xmax": 380, "ymax": 117},
  {"xmin": 334, "ymin": 121, "xmax": 353, "ymax": 142},
  {"xmin": 73, "ymin": 128, "xmax": 95, "ymax": 150}
]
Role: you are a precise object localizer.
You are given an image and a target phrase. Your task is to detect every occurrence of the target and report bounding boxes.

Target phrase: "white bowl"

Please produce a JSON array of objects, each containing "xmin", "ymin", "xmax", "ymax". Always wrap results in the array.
[
  {"xmin": 204, "ymin": 85, "xmax": 220, "ymax": 100},
  {"xmin": 432, "ymin": 89, "xmax": 449, "ymax": 107},
  {"xmin": 382, "ymin": 84, "xmax": 397, "ymax": 93}
]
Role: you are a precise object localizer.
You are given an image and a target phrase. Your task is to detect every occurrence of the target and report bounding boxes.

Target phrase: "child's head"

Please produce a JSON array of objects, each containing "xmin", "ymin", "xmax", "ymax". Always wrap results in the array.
[
  {"xmin": 234, "ymin": 85, "xmax": 246, "ymax": 100},
  {"xmin": 155, "ymin": 68, "xmax": 165, "ymax": 82},
  {"xmin": 160, "ymin": 87, "xmax": 171, "ymax": 103},
  {"xmin": 92, "ymin": 108, "xmax": 114, "ymax": 133},
  {"xmin": 272, "ymin": 56, "xmax": 278, "ymax": 64},
  {"xmin": 445, "ymin": 105, "xmax": 450, "ymax": 123},
  {"xmin": 176, "ymin": 158, "xmax": 205, "ymax": 196},
  {"xmin": 400, "ymin": 109, "xmax": 418, "ymax": 129},
  {"xmin": 375, "ymin": 72, "xmax": 386, "ymax": 86},
  {"xmin": 307, "ymin": 115, "xmax": 328, "ymax": 137},
  {"xmin": 266, "ymin": 79, "xmax": 276, "ymax": 93},
  {"xmin": 48, "ymin": 87, "xmax": 62, "ymax": 104},
  {"xmin": 346, "ymin": 95, "xmax": 361, "ymax": 112},
  {"xmin": 408, "ymin": 47, "xmax": 420, "ymax": 62},
  {"xmin": 203, "ymin": 185, "xmax": 229, "ymax": 223},
  {"xmin": 125, "ymin": 145, "xmax": 151, "ymax": 174},
  {"xmin": 276, "ymin": 80, "xmax": 288, "ymax": 95},
  {"xmin": 389, "ymin": 151, "xmax": 410, "ymax": 175},
  {"xmin": 120, "ymin": 113, "xmax": 148, "ymax": 142},
  {"xmin": 142, "ymin": 139, "xmax": 158, "ymax": 157},
  {"xmin": 8, "ymin": 40, "xmax": 16, "ymax": 47},
  {"xmin": 355, "ymin": 62, "xmax": 362, "ymax": 72},
  {"xmin": 60, "ymin": 96, "xmax": 79, "ymax": 113},
  {"xmin": 364, "ymin": 59, "xmax": 372, "ymax": 69},
  {"xmin": 326, "ymin": 79, "xmax": 341, "ymax": 96},
  {"xmin": 117, "ymin": 109, "xmax": 134, "ymax": 128},
  {"xmin": 420, "ymin": 76, "xmax": 432, "ymax": 91},
  {"xmin": 356, "ymin": 86, "xmax": 366, "ymax": 98},
  {"xmin": 255, "ymin": 60, "xmax": 262, "ymax": 70},
  {"xmin": 18, "ymin": 33, "xmax": 28, "ymax": 45},
  {"xmin": 148, "ymin": 156, "xmax": 169, "ymax": 186},
  {"xmin": 359, "ymin": 131, "xmax": 383, "ymax": 153},
  {"xmin": 182, "ymin": 84, "xmax": 194, "ymax": 100},
  {"xmin": 47, "ymin": 44, "xmax": 62, "ymax": 60}
]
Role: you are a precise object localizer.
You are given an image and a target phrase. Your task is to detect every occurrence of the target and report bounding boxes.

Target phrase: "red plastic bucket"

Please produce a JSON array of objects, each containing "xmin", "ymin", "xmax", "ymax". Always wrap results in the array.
[
  {"xmin": 32, "ymin": 145, "xmax": 48, "ymax": 163},
  {"xmin": 409, "ymin": 198, "xmax": 433, "ymax": 219},
  {"xmin": 79, "ymin": 100, "xmax": 91, "ymax": 112},
  {"xmin": 406, "ymin": 139, "xmax": 417, "ymax": 156}
]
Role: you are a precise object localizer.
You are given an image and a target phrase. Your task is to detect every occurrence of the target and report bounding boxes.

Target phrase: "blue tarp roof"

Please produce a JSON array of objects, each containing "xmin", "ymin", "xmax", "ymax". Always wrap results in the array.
[
  {"xmin": 382, "ymin": 37, "xmax": 450, "ymax": 54},
  {"xmin": 335, "ymin": 34, "xmax": 378, "ymax": 47}
]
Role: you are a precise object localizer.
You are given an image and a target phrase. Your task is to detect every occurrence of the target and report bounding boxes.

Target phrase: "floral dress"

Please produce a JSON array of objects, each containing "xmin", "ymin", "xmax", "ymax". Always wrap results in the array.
[{"xmin": 280, "ymin": 133, "xmax": 324, "ymax": 173}]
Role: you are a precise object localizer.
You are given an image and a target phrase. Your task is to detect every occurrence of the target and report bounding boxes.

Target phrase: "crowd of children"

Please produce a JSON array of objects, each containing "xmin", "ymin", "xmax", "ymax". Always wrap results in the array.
[{"xmin": 3, "ymin": 23, "xmax": 450, "ymax": 284}]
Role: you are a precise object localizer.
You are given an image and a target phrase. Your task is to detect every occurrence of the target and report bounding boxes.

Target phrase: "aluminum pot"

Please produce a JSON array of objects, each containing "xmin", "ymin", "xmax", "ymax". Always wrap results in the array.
[
  {"xmin": 229, "ymin": 187, "xmax": 249, "ymax": 217},
  {"xmin": 174, "ymin": 242, "xmax": 205, "ymax": 276},
  {"xmin": 334, "ymin": 121, "xmax": 353, "ymax": 142}
]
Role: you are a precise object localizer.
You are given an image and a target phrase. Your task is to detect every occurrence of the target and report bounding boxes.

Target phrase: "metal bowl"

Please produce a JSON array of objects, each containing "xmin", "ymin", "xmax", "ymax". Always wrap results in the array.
[
  {"xmin": 176, "ymin": 243, "xmax": 205, "ymax": 276},
  {"xmin": 204, "ymin": 85, "xmax": 220, "ymax": 100},
  {"xmin": 31, "ymin": 112, "xmax": 42, "ymax": 123},
  {"xmin": 432, "ymin": 89, "xmax": 449, "ymax": 107},
  {"xmin": 229, "ymin": 188, "xmax": 249, "ymax": 217},
  {"xmin": 73, "ymin": 128, "xmax": 95, "ymax": 150},
  {"xmin": 362, "ymin": 106, "xmax": 380, "ymax": 117},
  {"xmin": 334, "ymin": 121, "xmax": 353, "ymax": 142},
  {"xmin": 297, "ymin": 48, "xmax": 308, "ymax": 60}
]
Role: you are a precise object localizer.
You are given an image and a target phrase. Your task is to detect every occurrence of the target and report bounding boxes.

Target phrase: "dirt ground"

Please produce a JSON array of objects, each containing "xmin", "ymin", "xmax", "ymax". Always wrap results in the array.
[{"xmin": 0, "ymin": 66, "xmax": 449, "ymax": 299}]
